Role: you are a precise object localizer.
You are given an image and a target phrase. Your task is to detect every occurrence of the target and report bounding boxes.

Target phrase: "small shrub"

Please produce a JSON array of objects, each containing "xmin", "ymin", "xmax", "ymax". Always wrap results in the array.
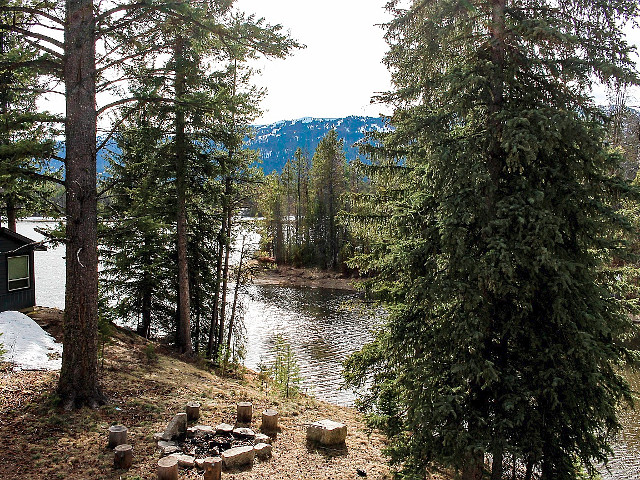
[
  {"xmin": 260, "ymin": 334, "xmax": 302, "ymax": 398},
  {"xmin": 144, "ymin": 343, "xmax": 158, "ymax": 363}
]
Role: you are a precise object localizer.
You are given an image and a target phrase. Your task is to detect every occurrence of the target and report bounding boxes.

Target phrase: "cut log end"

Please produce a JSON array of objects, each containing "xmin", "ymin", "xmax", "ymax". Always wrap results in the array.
[
  {"xmin": 114, "ymin": 444, "xmax": 133, "ymax": 469},
  {"xmin": 157, "ymin": 456, "xmax": 179, "ymax": 480},
  {"xmin": 108, "ymin": 424, "xmax": 128, "ymax": 449}
]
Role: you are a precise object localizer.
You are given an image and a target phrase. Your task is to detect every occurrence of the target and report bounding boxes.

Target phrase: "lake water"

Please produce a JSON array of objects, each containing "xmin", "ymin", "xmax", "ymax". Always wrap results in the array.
[{"xmin": 15, "ymin": 220, "xmax": 640, "ymax": 479}]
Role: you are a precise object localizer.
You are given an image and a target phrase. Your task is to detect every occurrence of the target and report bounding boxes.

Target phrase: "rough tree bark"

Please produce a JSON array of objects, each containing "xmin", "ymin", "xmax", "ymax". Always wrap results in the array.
[{"xmin": 58, "ymin": 0, "xmax": 105, "ymax": 409}]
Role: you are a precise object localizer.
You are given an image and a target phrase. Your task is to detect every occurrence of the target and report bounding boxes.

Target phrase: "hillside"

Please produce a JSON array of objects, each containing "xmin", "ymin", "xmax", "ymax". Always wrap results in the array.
[
  {"xmin": 0, "ymin": 308, "xmax": 394, "ymax": 480},
  {"xmin": 250, "ymin": 116, "xmax": 389, "ymax": 173}
]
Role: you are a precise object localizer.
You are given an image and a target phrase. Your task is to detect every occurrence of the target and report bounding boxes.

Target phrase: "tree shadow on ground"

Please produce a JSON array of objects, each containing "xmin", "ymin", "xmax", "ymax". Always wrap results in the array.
[{"xmin": 305, "ymin": 439, "xmax": 349, "ymax": 458}]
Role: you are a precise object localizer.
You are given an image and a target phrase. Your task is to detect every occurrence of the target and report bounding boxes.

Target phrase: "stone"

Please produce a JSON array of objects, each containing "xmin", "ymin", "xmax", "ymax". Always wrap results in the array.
[
  {"xmin": 254, "ymin": 442, "xmax": 272, "ymax": 460},
  {"xmin": 153, "ymin": 432, "xmax": 165, "ymax": 441},
  {"xmin": 194, "ymin": 425, "xmax": 215, "ymax": 434},
  {"xmin": 232, "ymin": 427, "xmax": 256, "ymax": 439},
  {"xmin": 306, "ymin": 419, "xmax": 347, "ymax": 446},
  {"xmin": 162, "ymin": 446, "xmax": 182, "ymax": 456},
  {"xmin": 215, "ymin": 423, "xmax": 234, "ymax": 435},
  {"xmin": 254, "ymin": 433, "xmax": 272, "ymax": 444},
  {"xmin": 157, "ymin": 440, "xmax": 177, "ymax": 449},
  {"xmin": 221, "ymin": 445, "xmax": 255, "ymax": 469},
  {"xmin": 162, "ymin": 413, "xmax": 187, "ymax": 441}
]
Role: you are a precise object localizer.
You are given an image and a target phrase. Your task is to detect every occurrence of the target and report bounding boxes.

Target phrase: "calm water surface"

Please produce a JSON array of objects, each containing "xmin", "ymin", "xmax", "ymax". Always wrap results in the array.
[{"xmin": 17, "ymin": 220, "xmax": 640, "ymax": 479}]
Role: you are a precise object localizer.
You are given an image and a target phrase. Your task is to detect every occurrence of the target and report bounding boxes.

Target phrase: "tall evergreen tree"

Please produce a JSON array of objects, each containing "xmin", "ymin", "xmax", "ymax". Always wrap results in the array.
[
  {"xmin": 309, "ymin": 130, "xmax": 348, "ymax": 269},
  {"xmin": 345, "ymin": 2, "xmax": 640, "ymax": 479}
]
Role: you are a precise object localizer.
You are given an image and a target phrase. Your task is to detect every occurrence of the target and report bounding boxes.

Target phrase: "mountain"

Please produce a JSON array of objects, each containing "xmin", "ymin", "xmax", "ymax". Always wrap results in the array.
[
  {"xmin": 60, "ymin": 116, "xmax": 389, "ymax": 177},
  {"xmin": 247, "ymin": 116, "xmax": 390, "ymax": 173}
]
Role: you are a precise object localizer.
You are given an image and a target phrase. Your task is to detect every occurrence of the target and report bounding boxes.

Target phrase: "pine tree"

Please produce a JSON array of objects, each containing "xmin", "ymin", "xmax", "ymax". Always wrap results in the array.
[
  {"xmin": 345, "ymin": 2, "xmax": 640, "ymax": 479},
  {"xmin": 100, "ymin": 1, "xmax": 296, "ymax": 358}
]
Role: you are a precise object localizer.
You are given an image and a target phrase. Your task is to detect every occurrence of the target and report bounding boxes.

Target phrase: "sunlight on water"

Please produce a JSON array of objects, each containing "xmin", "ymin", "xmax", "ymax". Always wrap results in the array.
[{"xmin": 242, "ymin": 284, "xmax": 382, "ymax": 406}]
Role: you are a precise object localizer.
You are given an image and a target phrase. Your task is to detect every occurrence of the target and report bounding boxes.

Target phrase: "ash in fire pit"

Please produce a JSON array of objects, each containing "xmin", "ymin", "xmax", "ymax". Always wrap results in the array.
[{"xmin": 177, "ymin": 426, "xmax": 263, "ymax": 459}]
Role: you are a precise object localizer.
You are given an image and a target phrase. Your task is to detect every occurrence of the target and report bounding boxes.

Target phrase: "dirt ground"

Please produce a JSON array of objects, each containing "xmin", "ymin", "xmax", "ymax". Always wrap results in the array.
[
  {"xmin": 253, "ymin": 265, "xmax": 360, "ymax": 291},
  {"xmin": 0, "ymin": 308, "xmax": 391, "ymax": 480}
]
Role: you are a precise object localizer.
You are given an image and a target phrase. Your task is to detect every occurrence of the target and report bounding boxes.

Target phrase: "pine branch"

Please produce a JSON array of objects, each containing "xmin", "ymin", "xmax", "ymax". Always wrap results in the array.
[
  {"xmin": 0, "ymin": 24, "xmax": 64, "ymax": 50},
  {"xmin": 4, "ymin": 167, "xmax": 65, "ymax": 186},
  {"xmin": 0, "ymin": 6, "xmax": 64, "ymax": 26}
]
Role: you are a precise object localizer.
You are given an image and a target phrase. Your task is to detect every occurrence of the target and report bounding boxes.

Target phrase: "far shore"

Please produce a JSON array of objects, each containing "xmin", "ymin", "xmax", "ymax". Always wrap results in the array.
[{"xmin": 253, "ymin": 265, "xmax": 360, "ymax": 291}]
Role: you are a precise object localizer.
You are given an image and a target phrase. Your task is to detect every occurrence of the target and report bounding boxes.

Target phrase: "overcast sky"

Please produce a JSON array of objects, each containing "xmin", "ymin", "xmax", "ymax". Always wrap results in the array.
[
  {"xmin": 234, "ymin": 0, "xmax": 393, "ymax": 124},
  {"xmin": 235, "ymin": 0, "xmax": 640, "ymax": 124}
]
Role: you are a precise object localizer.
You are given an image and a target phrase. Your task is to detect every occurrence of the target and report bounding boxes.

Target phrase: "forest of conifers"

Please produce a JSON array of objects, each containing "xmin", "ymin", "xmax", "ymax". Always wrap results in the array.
[{"xmin": 2, "ymin": 1, "xmax": 640, "ymax": 479}]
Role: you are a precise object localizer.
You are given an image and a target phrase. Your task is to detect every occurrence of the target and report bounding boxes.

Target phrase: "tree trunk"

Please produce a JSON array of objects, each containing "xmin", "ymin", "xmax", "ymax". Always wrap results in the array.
[
  {"xmin": 138, "ymin": 240, "xmax": 152, "ymax": 338},
  {"xmin": 57, "ymin": 0, "xmax": 104, "ymax": 409},
  {"xmin": 490, "ymin": 447, "xmax": 504, "ymax": 480},
  {"xmin": 174, "ymin": 34, "xmax": 192, "ymax": 356},
  {"xmin": 462, "ymin": 452, "xmax": 484, "ymax": 480},
  {"xmin": 207, "ymin": 216, "xmax": 225, "ymax": 358},
  {"xmin": 217, "ymin": 191, "xmax": 232, "ymax": 351},
  {"xmin": 226, "ymin": 236, "xmax": 245, "ymax": 359},
  {"xmin": 6, "ymin": 196, "xmax": 16, "ymax": 232}
]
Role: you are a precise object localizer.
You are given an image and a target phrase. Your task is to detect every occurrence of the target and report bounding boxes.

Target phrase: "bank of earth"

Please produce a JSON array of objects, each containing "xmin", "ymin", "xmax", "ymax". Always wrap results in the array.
[
  {"xmin": 253, "ymin": 265, "xmax": 359, "ymax": 291},
  {"xmin": 0, "ymin": 307, "xmax": 399, "ymax": 480}
]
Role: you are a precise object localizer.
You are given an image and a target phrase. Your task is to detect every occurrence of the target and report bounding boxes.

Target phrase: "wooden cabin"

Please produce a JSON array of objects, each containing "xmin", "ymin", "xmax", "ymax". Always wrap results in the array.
[{"xmin": 0, "ymin": 228, "xmax": 46, "ymax": 312}]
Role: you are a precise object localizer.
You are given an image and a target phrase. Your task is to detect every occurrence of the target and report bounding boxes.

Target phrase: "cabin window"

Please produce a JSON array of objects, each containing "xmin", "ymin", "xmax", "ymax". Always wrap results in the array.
[{"xmin": 7, "ymin": 255, "xmax": 30, "ymax": 291}]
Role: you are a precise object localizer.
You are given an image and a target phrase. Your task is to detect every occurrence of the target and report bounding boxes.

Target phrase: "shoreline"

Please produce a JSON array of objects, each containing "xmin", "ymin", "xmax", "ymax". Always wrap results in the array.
[{"xmin": 253, "ymin": 265, "xmax": 360, "ymax": 291}]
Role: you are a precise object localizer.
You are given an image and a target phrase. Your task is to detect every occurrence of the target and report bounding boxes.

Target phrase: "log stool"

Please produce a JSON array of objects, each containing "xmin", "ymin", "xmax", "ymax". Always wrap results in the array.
[
  {"xmin": 113, "ymin": 444, "xmax": 133, "ymax": 469},
  {"xmin": 236, "ymin": 401, "xmax": 253, "ymax": 424},
  {"xmin": 186, "ymin": 401, "xmax": 200, "ymax": 421},
  {"xmin": 108, "ymin": 424, "xmax": 128, "ymax": 448},
  {"xmin": 261, "ymin": 409, "xmax": 279, "ymax": 432},
  {"xmin": 157, "ymin": 456, "xmax": 178, "ymax": 480},
  {"xmin": 203, "ymin": 456, "xmax": 222, "ymax": 480}
]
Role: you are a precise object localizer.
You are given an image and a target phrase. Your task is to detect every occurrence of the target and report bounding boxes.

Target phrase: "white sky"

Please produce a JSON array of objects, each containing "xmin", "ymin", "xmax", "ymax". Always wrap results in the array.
[
  {"xmin": 233, "ymin": 0, "xmax": 393, "ymax": 124},
  {"xmin": 234, "ymin": 0, "xmax": 640, "ymax": 124}
]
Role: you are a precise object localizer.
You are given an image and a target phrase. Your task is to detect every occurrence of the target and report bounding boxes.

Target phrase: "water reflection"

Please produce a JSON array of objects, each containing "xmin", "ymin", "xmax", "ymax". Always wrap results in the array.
[
  {"xmin": 242, "ymin": 284, "xmax": 381, "ymax": 406},
  {"xmin": 602, "ymin": 369, "xmax": 640, "ymax": 480}
]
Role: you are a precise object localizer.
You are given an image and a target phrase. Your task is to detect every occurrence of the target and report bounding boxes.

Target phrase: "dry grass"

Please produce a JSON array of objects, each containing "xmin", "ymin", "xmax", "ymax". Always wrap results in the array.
[{"xmin": 0, "ymin": 310, "xmax": 391, "ymax": 480}]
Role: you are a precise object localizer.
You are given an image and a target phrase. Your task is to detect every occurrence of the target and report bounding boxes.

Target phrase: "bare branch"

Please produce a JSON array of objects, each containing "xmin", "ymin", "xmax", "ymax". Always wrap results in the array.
[
  {"xmin": 97, "ymin": 96, "xmax": 175, "ymax": 116},
  {"xmin": 0, "ymin": 24, "xmax": 64, "ymax": 49},
  {"xmin": 0, "ymin": 6, "xmax": 64, "ymax": 26},
  {"xmin": 22, "ymin": 37, "xmax": 64, "ymax": 60}
]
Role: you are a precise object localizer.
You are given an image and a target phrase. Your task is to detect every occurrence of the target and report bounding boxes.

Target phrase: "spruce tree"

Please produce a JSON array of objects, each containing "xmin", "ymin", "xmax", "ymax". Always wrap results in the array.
[
  {"xmin": 345, "ymin": 2, "xmax": 640, "ymax": 479},
  {"xmin": 309, "ymin": 130, "xmax": 348, "ymax": 269}
]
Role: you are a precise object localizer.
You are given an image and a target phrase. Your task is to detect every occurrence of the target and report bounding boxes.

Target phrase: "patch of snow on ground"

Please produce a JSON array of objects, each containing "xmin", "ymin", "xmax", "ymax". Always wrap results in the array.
[{"xmin": 0, "ymin": 311, "xmax": 62, "ymax": 370}]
